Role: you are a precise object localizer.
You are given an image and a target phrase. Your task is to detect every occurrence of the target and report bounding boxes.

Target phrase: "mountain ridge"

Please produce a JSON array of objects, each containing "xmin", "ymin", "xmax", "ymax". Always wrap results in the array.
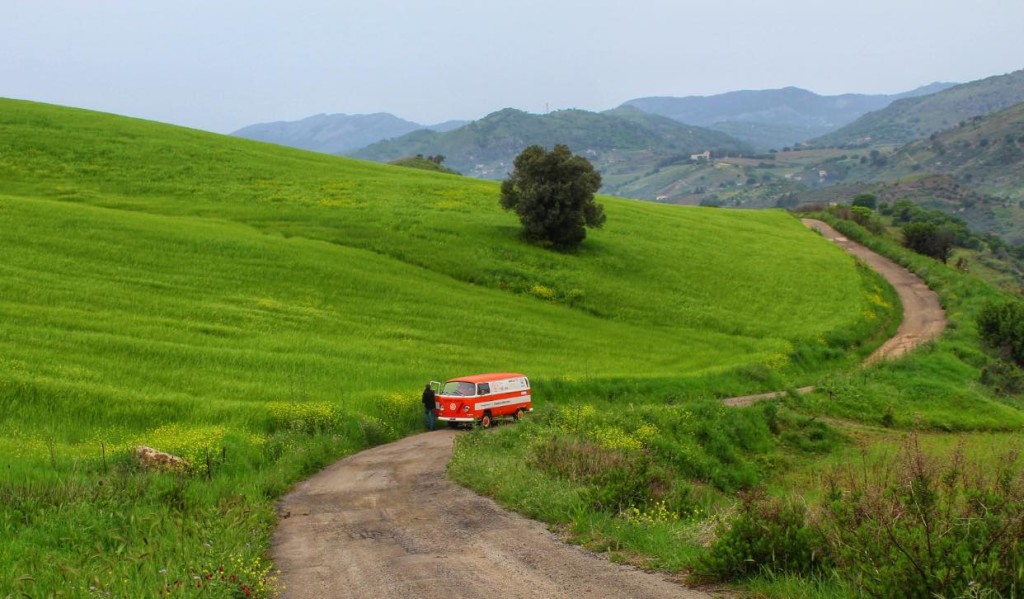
[
  {"xmin": 621, "ymin": 83, "xmax": 955, "ymax": 150},
  {"xmin": 232, "ymin": 112, "xmax": 466, "ymax": 154},
  {"xmin": 349, "ymin": 106, "xmax": 752, "ymax": 182},
  {"xmin": 811, "ymin": 69, "xmax": 1024, "ymax": 147}
]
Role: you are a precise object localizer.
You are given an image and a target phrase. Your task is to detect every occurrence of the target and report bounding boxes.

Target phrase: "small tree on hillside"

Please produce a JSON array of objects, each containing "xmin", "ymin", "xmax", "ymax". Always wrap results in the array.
[
  {"xmin": 978, "ymin": 300, "xmax": 1024, "ymax": 367},
  {"xmin": 851, "ymin": 193, "xmax": 877, "ymax": 211},
  {"xmin": 500, "ymin": 144, "xmax": 605, "ymax": 249},
  {"xmin": 903, "ymin": 222, "xmax": 956, "ymax": 263}
]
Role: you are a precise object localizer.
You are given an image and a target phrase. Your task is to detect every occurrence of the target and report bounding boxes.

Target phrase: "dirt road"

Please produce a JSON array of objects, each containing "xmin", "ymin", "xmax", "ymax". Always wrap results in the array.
[
  {"xmin": 272, "ymin": 218, "xmax": 946, "ymax": 596},
  {"xmin": 272, "ymin": 430, "xmax": 708, "ymax": 598},
  {"xmin": 800, "ymin": 219, "xmax": 946, "ymax": 364},
  {"xmin": 725, "ymin": 219, "xmax": 947, "ymax": 406}
]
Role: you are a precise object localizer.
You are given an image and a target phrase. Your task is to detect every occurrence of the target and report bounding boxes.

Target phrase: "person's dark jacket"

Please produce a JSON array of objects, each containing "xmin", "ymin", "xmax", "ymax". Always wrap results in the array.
[{"xmin": 422, "ymin": 386, "xmax": 436, "ymax": 410}]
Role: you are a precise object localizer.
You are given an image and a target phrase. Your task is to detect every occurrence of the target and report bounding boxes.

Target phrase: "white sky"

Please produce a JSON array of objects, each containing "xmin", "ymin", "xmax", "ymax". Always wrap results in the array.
[{"xmin": 2, "ymin": 0, "xmax": 1022, "ymax": 133}]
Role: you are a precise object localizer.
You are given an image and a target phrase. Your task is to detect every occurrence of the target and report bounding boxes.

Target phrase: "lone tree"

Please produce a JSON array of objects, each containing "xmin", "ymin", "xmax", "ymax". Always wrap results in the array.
[
  {"xmin": 500, "ymin": 144, "xmax": 605, "ymax": 249},
  {"xmin": 903, "ymin": 222, "xmax": 956, "ymax": 263}
]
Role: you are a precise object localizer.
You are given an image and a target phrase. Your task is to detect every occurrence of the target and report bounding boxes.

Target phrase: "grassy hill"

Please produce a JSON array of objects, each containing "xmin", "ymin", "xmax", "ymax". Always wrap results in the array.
[
  {"xmin": 0, "ymin": 98, "xmax": 879, "ymax": 596},
  {"xmin": 349, "ymin": 106, "xmax": 751, "ymax": 185},
  {"xmin": 812, "ymin": 69, "xmax": 1024, "ymax": 147}
]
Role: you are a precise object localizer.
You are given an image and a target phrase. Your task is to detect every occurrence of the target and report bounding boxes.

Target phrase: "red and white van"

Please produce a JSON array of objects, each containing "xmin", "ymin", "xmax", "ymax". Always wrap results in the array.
[{"xmin": 431, "ymin": 373, "xmax": 531, "ymax": 428}]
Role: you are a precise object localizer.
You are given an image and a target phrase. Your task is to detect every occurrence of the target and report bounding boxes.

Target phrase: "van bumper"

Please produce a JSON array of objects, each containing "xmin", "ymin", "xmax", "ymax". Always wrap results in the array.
[{"xmin": 437, "ymin": 416, "xmax": 475, "ymax": 423}]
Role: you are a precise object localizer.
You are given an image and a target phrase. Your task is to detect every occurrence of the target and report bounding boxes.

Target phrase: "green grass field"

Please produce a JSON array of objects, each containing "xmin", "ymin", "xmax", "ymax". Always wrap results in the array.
[{"xmin": 0, "ymin": 98, "xmax": 892, "ymax": 596}]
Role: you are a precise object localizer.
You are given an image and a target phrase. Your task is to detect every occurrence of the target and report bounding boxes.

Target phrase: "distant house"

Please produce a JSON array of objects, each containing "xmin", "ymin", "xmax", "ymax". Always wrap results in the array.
[
  {"xmin": 655, "ymin": 195, "xmax": 669, "ymax": 201},
  {"xmin": 689, "ymin": 150, "xmax": 711, "ymax": 162}
]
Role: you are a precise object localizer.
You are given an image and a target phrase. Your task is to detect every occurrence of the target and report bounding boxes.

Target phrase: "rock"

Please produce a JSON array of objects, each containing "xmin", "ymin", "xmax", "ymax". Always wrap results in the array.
[{"xmin": 135, "ymin": 445, "xmax": 189, "ymax": 470}]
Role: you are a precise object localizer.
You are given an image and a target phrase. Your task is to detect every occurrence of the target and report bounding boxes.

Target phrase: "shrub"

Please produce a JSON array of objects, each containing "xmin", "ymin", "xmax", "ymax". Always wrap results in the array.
[
  {"xmin": 977, "ymin": 300, "xmax": 1024, "ymax": 367},
  {"xmin": 903, "ymin": 222, "xmax": 955, "ymax": 263},
  {"xmin": 817, "ymin": 434, "xmax": 1024, "ymax": 598},
  {"xmin": 852, "ymin": 193, "xmax": 877, "ymax": 210},
  {"xmin": 698, "ymin": 489, "xmax": 822, "ymax": 580},
  {"xmin": 979, "ymin": 358, "xmax": 1024, "ymax": 395},
  {"xmin": 529, "ymin": 437, "xmax": 672, "ymax": 513}
]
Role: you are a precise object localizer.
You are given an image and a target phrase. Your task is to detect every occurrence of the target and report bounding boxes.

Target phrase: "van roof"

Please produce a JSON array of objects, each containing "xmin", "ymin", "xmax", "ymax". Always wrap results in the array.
[{"xmin": 445, "ymin": 372, "xmax": 526, "ymax": 384}]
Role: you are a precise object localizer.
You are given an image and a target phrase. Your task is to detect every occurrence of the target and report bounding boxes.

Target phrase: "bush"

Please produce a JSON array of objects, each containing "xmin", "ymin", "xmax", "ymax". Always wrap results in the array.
[
  {"xmin": 699, "ymin": 489, "xmax": 822, "ymax": 580},
  {"xmin": 529, "ymin": 436, "xmax": 671, "ymax": 513},
  {"xmin": 903, "ymin": 222, "xmax": 955, "ymax": 263},
  {"xmin": 852, "ymin": 193, "xmax": 877, "ymax": 210},
  {"xmin": 977, "ymin": 300, "xmax": 1024, "ymax": 366},
  {"xmin": 979, "ymin": 358, "xmax": 1024, "ymax": 395},
  {"xmin": 817, "ymin": 434, "xmax": 1024, "ymax": 598}
]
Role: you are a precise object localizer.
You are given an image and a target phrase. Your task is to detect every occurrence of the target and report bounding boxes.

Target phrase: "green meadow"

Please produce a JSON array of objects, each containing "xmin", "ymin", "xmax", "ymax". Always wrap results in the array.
[{"xmin": 1, "ymin": 98, "xmax": 889, "ymax": 596}]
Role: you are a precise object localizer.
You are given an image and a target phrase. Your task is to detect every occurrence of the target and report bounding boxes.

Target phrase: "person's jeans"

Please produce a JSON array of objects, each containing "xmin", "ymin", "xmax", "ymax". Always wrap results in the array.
[{"xmin": 424, "ymin": 408, "xmax": 435, "ymax": 430}]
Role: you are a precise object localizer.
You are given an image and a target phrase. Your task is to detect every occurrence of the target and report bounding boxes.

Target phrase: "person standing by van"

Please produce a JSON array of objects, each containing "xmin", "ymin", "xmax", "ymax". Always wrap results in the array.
[{"xmin": 421, "ymin": 383, "xmax": 437, "ymax": 430}]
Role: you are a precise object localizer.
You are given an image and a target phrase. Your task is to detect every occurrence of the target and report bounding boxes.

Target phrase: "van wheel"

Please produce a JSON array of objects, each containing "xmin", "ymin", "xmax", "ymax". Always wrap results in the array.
[
  {"xmin": 513, "ymin": 408, "xmax": 525, "ymax": 422},
  {"xmin": 480, "ymin": 412, "xmax": 493, "ymax": 428}
]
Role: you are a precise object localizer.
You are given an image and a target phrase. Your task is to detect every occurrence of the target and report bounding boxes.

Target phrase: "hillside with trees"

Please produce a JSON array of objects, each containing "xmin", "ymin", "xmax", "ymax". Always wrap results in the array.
[
  {"xmin": 856, "ymin": 102, "xmax": 1024, "ymax": 198},
  {"xmin": 349, "ymin": 106, "xmax": 751, "ymax": 184},
  {"xmin": 632, "ymin": 86, "xmax": 1024, "ymax": 242},
  {"xmin": 778, "ymin": 102, "xmax": 1024, "ymax": 241},
  {"xmin": 622, "ymin": 83, "xmax": 954, "ymax": 151},
  {"xmin": 811, "ymin": 69, "xmax": 1024, "ymax": 147}
]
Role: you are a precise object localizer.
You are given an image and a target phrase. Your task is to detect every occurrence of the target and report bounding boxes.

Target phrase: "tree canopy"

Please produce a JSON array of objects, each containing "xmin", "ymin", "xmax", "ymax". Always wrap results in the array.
[
  {"xmin": 500, "ymin": 144, "xmax": 605, "ymax": 249},
  {"xmin": 902, "ymin": 222, "xmax": 956, "ymax": 263}
]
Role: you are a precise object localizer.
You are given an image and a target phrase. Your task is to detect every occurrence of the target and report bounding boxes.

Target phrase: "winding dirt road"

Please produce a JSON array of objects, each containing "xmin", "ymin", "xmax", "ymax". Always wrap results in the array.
[
  {"xmin": 272, "ymin": 218, "xmax": 946, "ymax": 596},
  {"xmin": 272, "ymin": 430, "xmax": 708, "ymax": 598},
  {"xmin": 724, "ymin": 219, "xmax": 946, "ymax": 407},
  {"xmin": 801, "ymin": 219, "xmax": 946, "ymax": 365}
]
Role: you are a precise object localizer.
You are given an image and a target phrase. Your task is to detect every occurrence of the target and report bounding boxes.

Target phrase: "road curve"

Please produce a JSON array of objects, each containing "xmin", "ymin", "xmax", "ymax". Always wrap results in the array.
[
  {"xmin": 724, "ymin": 219, "xmax": 947, "ymax": 407},
  {"xmin": 271, "ymin": 429, "xmax": 709, "ymax": 599},
  {"xmin": 801, "ymin": 219, "xmax": 946, "ymax": 365},
  {"xmin": 272, "ymin": 217, "xmax": 947, "ymax": 595}
]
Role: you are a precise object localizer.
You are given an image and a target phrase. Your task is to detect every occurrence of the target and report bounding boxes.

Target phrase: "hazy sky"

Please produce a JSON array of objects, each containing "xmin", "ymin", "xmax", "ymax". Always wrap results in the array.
[{"xmin": 3, "ymin": 0, "xmax": 1022, "ymax": 133}]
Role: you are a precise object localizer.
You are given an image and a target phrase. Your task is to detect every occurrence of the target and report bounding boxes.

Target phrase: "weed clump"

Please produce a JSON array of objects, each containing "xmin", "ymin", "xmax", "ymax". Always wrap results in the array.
[
  {"xmin": 529, "ymin": 436, "xmax": 674, "ymax": 513},
  {"xmin": 818, "ymin": 434, "xmax": 1024, "ymax": 598},
  {"xmin": 698, "ymin": 489, "xmax": 822, "ymax": 581}
]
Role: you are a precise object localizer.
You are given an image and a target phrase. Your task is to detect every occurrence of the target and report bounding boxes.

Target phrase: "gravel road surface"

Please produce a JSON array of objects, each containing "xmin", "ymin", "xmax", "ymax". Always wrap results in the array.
[{"xmin": 272, "ymin": 430, "xmax": 709, "ymax": 598}]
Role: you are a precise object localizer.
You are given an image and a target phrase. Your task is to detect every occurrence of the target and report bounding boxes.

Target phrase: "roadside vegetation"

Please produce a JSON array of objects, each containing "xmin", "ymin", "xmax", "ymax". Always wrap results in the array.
[
  {"xmin": 0, "ymin": 99, "xmax": 887, "ymax": 596},
  {"xmin": 449, "ymin": 202, "xmax": 1024, "ymax": 597}
]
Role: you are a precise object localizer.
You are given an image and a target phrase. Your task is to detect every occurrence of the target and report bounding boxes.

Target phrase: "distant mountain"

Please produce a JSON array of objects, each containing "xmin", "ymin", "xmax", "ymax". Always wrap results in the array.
[
  {"xmin": 349, "ymin": 107, "xmax": 752, "ymax": 186},
  {"xmin": 622, "ymin": 83, "xmax": 954, "ymax": 151},
  {"xmin": 812, "ymin": 70, "xmax": 1024, "ymax": 148},
  {"xmin": 231, "ymin": 113, "xmax": 467, "ymax": 154}
]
